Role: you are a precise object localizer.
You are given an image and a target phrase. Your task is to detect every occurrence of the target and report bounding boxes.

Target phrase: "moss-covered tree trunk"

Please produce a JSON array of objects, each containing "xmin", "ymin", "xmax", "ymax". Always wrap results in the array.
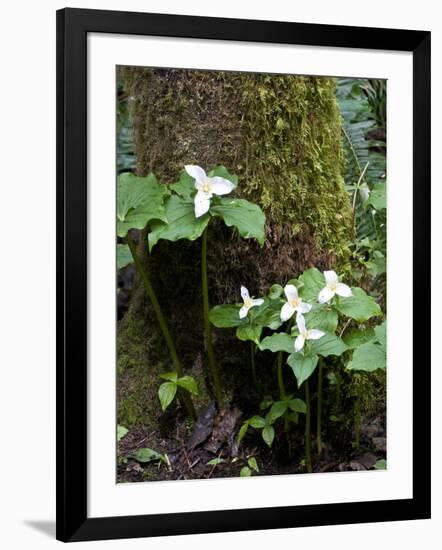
[{"xmin": 117, "ymin": 67, "xmax": 353, "ymax": 428}]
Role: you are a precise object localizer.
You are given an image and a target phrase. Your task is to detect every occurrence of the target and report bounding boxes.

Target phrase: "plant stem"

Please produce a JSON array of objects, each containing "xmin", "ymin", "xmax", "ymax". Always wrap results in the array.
[
  {"xmin": 250, "ymin": 342, "xmax": 258, "ymax": 389},
  {"xmin": 305, "ymin": 380, "xmax": 312, "ymax": 473},
  {"xmin": 316, "ymin": 360, "xmax": 323, "ymax": 458},
  {"xmin": 126, "ymin": 235, "xmax": 196, "ymax": 419},
  {"xmin": 354, "ymin": 378, "xmax": 362, "ymax": 449},
  {"xmin": 201, "ymin": 227, "xmax": 223, "ymax": 407}
]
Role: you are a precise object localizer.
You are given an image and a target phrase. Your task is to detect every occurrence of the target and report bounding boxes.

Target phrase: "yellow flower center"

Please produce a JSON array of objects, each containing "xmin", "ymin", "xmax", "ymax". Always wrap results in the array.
[
  {"xmin": 328, "ymin": 283, "xmax": 337, "ymax": 292},
  {"xmin": 290, "ymin": 297, "xmax": 300, "ymax": 308},
  {"xmin": 202, "ymin": 180, "xmax": 212, "ymax": 193},
  {"xmin": 245, "ymin": 298, "xmax": 254, "ymax": 308}
]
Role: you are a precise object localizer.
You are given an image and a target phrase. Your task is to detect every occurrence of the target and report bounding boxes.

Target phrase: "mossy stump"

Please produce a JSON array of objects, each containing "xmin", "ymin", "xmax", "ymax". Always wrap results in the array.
[{"xmin": 117, "ymin": 67, "xmax": 353, "ymax": 428}]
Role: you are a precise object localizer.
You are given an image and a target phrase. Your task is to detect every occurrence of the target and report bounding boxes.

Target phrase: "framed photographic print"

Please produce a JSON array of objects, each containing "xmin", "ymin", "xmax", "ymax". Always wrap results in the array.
[{"xmin": 56, "ymin": 7, "xmax": 431, "ymax": 542}]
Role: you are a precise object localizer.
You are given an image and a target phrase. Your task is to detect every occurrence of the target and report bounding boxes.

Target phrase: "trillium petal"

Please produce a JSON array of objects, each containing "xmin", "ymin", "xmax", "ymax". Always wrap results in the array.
[
  {"xmin": 318, "ymin": 286, "xmax": 335, "ymax": 303},
  {"xmin": 241, "ymin": 285, "xmax": 250, "ymax": 301},
  {"xmin": 281, "ymin": 302, "xmax": 295, "ymax": 322},
  {"xmin": 296, "ymin": 313, "xmax": 306, "ymax": 334},
  {"xmin": 298, "ymin": 301, "xmax": 312, "ymax": 314},
  {"xmin": 185, "ymin": 165, "xmax": 206, "ymax": 184},
  {"xmin": 210, "ymin": 176, "xmax": 235, "ymax": 196},
  {"xmin": 239, "ymin": 305, "xmax": 249, "ymax": 319},
  {"xmin": 336, "ymin": 283, "xmax": 352, "ymax": 298},
  {"xmin": 252, "ymin": 298, "xmax": 264, "ymax": 307},
  {"xmin": 294, "ymin": 335, "xmax": 305, "ymax": 352},
  {"xmin": 308, "ymin": 329, "xmax": 325, "ymax": 341},
  {"xmin": 284, "ymin": 284, "xmax": 298, "ymax": 301},
  {"xmin": 324, "ymin": 270, "xmax": 339, "ymax": 286},
  {"xmin": 194, "ymin": 191, "xmax": 211, "ymax": 218}
]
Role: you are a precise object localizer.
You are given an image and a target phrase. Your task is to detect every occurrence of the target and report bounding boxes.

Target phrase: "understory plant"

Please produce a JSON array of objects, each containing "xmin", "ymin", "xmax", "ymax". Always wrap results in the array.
[{"xmin": 210, "ymin": 267, "xmax": 385, "ymax": 472}]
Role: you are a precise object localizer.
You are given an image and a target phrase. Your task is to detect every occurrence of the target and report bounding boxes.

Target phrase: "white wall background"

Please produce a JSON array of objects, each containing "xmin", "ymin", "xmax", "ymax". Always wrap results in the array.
[{"xmin": 0, "ymin": 0, "xmax": 439, "ymax": 548}]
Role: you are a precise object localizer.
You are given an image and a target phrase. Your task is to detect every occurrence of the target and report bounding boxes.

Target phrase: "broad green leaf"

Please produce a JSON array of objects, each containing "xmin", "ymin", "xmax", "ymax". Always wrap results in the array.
[
  {"xmin": 169, "ymin": 171, "xmax": 196, "ymax": 200},
  {"xmin": 130, "ymin": 447, "xmax": 163, "ymax": 463},
  {"xmin": 259, "ymin": 395, "xmax": 274, "ymax": 410},
  {"xmin": 259, "ymin": 333, "xmax": 294, "ymax": 354},
  {"xmin": 262, "ymin": 425, "xmax": 275, "ymax": 448},
  {"xmin": 304, "ymin": 308, "xmax": 338, "ymax": 332},
  {"xmin": 368, "ymin": 183, "xmax": 386, "ymax": 210},
  {"xmin": 247, "ymin": 457, "xmax": 259, "ymax": 472},
  {"xmin": 298, "ymin": 268, "xmax": 325, "ymax": 302},
  {"xmin": 176, "ymin": 375, "xmax": 199, "ymax": 396},
  {"xmin": 343, "ymin": 327, "xmax": 375, "ymax": 349},
  {"xmin": 236, "ymin": 324, "xmax": 262, "ymax": 345},
  {"xmin": 209, "ymin": 304, "xmax": 244, "ymax": 328},
  {"xmin": 289, "ymin": 398, "xmax": 306, "ymax": 414},
  {"xmin": 287, "ymin": 353, "xmax": 319, "ymax": 387},
  {"xmin": 311, "ymin": 331, "xmax": 348, "ymax": 357},
  {"xmin": 335, "ymin": 287, "xmax": 382, "ymax": 322},
  {"xmin": 268, "ymin": 284, "xmax": 284, "ymax": 299},
  {"xmin": 117, "ymin": 244, "xmax": 133, "ymax": 270},
  {"xmin": 269, "ymin": 400, "xmax": 288, "ymax": 422},
  {"xmin": 159, "ymin": 372, "xmax": 179, "ymax": 382},
  {"xmin": 374, "ymin": 459, "xmax": 387, "ymax": 470},
  {"xmin": 374, "ymin": 320, "xmax": 387, "ymax": 349},
  {"xmin": 249, "ymin": 415, "xmax": 266, "ymax": 429},
  {"xmin": 117, "ymin": 425, "xmax": 128, "ymax": 441},
  {"xmin": 148, "ymin": 194, "xmax": 210, "ymax": 250},
  {"xmin": 346, "ymin": 341, "xmax": 386, "ymax": 372},
  {"xmin": 210, "ymin": 197, "xmax": 266, "ymax": 245},
  {"xmin": 117, "ymin": 172, "xmax": 168, "ymax": 237},
  {"xmin": 237, "ymin": 421, "xmax": 249, "ymax": 443},
  {"xmin": 208, "ymin": 165, "xmax": 239, "ymax": 186},
  {"xmin": 158, "ymin": 381, "xmax": 177, "ymax": 411},
  {"xmin": 287, "ymin": 412, "xmax": 299, "ymax": 424},
  {"xmin": 240, "ymin": 466, "xmax": 252, "ymax": 477},
  {"xmin": 207, "ymin": 457, "xmax": 226, "ymax": 466},
  {"xmin": 251, "ymin": 299, "xmax": 284, "ymax": 330}
]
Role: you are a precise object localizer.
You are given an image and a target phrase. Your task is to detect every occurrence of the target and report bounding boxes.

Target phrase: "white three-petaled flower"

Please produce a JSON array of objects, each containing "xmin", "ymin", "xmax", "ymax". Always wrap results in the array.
[
  {"xmin": 280, "ymin": 284, "xmax": 312, "ymax": 322},
  {"xmin": 185, "ymin": 165, "xmax": 235, "ymax": 218},
  {"xmin": 318, "ymin": 270, "xmax": 353, "ymax": 304},
  {"xmin": 294, "ymin": 314, "xmax": 325, "ymax": 352},
  {"xmin": 239, "ymin": 286, "xmax": 264, "ymax": 319}
]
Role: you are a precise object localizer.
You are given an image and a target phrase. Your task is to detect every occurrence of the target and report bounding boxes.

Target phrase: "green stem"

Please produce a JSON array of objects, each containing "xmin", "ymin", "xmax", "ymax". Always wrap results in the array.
[
  {"xmin": 305, "ymin": 380, "xmax": 312, "ymax": 473},
  {"xmin": 250, "ymin": 342, "xmax": 258, "ymax": 389},
  {"xmin": 126, "ymin": 235, "xmax": 196, "ymax": 419},
  {"xmin": 201, "ymin": 227, "xmax": 223, "ymax": 407},
  {"xmin": 316, "ymin": 361, "xmax": 323, "ymax": 458}
]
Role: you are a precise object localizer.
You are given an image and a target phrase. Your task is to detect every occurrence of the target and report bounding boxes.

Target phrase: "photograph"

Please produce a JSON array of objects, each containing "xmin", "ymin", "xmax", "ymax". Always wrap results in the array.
[{"xmin": 116, "ymin": 66, "xmax": 387, "ymax": 483}]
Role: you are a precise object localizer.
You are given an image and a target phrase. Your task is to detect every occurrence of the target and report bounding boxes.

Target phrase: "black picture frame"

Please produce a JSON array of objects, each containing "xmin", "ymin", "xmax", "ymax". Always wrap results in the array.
[{"xmin": 56, "ymin": 7, "xmax": 431, "ymax": 542}]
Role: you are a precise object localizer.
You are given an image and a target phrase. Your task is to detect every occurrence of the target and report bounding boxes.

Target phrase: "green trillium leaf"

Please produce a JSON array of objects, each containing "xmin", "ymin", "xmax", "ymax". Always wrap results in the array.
[
  {"xmin": 158, "ymin": 381, "xmax": 177, "ymax": 411},
  {"xmin": 287, "ymin": 352, "xmax": 319, "ymax": 387},
  {"xmin": 268, "ymin": 400, "xmax": 289, "ymax": 422},
  {"xmin": 210, "ymin": 197, "xmax": 266, "ymax": 245},
  {"xmin": 304, "ymin": 307, "xmax": 338, "ymax": 332},
  {"xmin": 367, "ymin": 182, "xmax": 386, "ymax": 210},
  {"xmin": 236, "ymin": 324, "xmax": 262, "ymax": 345},
  {"xmin": 250, "ymin": 298, "xmax": 283, "ymax": 330},
  {"xmin": 311, "ymin": 331, "xmax": 348, "ymax": 357},
  {"xmin": 209, "ymin": 304, "xmax": 244, "ymax": 327},
  {"xmin": 159, "ymin": 372, "xmax": 179, "ymax": 382},
  {"xmin": 169, "ymin": 171, "xmax": 196, "ymax": 200},
  {"xmin": 116, "ymin": 244, "xmax": 133, "ymax": 270},
  {"xmin": 259, "ymin": 333, "xmax": 294, "ymax": 354},
  {"xmin": 249, "ymin": 415, "xmax": 266, "ymax": 429},
  {"xmin": 374, "ymin": 320, "xmax": 387, "ymax": 350},
  {"xmin": 148, "ymin": 194, "xmax": 210, "ymax": 250},
  {"xmin": 268, "ymin": 284, "xmax": 284, "ymax": 299},
  {"xmin": 288, "ymin": 398, "xmax": 307, "ymax": 414},
  {"xmin": 334, "ymin": 287, "xmax": 382, "ymax": 322},
  {"xmin": 117, "ymin": 172, "xmax": 168, "ymax": 238},
  {"xmin": 346, "ymin": 341, "xmax": 386, "ymax": 372},
  {"xmin": 298, "ymin": 267, "xmax": 325, "ymax": 303},
  {"xmin": 343, "ymin": 327, "xmax": 376, "ymax": 349}
]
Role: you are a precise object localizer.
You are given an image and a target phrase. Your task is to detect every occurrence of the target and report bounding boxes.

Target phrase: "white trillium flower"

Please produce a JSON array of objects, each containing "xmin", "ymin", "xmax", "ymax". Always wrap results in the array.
[
  {"xmin": 280, "ymin": 284, "xmax": 312, "ymax": 322},
  {"xmin": 318, "ymin": 270, "xmax": 353, "ymax": 304},
  {"xmin": 294, "ymin": 314, "xmax": 325, "ymax": 352},
  {"xmin": 239, "ymin": 286, "xmax": 264, "ymax": 319},
  {"xmin": 185, "ymin": 165, "xmax": 235, "ymax": 218}
]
